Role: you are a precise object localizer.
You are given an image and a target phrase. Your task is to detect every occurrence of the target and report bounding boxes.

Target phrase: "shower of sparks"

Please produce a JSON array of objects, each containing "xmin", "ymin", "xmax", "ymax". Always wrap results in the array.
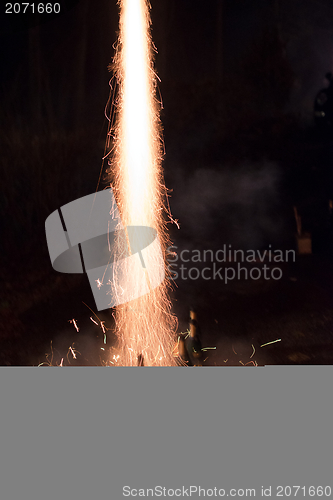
[
  {"xmin": 84, "ymin": 303, "xmax": 112, "ymax": 348},
  {"xmin": 250, "ymin": 344, "xmax": 255, "ymax": 358},
  {"xmin": 260, "ymin": 339, "xmax": 282, "ymax": 348},
  {"xmin": 107, "ymin": 0, "xmax": 177, "ymax": 365},
  {"xmin": 38, "ymin": 342, "xmax": 82, "ymax": 366}
]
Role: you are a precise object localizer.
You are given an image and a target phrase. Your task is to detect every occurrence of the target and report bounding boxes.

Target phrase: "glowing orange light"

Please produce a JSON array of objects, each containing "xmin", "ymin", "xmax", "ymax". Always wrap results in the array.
[{"xmin": 108, "ymin": 0, "xmax": 177, "ymax": 365}]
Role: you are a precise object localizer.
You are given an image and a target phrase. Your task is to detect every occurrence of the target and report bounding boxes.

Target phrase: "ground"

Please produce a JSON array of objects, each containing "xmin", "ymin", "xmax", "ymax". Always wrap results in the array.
[
  {"xmin": 1, "ymin": 127, "xmax": 333, "ymax": 366},
  {"xmin": 1, "ymin": 249, "xmax": 333, "ymax": 366}
]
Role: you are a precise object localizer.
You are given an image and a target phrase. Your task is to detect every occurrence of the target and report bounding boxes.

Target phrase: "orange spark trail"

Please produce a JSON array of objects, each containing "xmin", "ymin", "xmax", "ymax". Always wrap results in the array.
[{"xmin": 109, "ymin": 0, "xmax": 177, "ymax": 365}]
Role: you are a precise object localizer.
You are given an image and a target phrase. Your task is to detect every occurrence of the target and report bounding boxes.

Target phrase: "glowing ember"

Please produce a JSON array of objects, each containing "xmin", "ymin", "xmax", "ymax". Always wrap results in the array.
[
  {"xmin": 107, "ymin": 0, "xmax": 177, "ymax": 365},
  {"xmin": 260, "ymin": 339, "xmax": 281, "ymax": 348},
  {"xmin": 69, "ymin": 346, "xmax": 77, "ymax": 359},
  {"xmin": 69, "ymin": 319, "xmax": 79, "ymax": 332}
]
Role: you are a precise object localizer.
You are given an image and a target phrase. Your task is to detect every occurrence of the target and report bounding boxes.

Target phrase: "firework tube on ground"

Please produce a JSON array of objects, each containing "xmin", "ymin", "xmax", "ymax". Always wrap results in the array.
[
  {"xmin": 185, "ymin": 308, "xmax": 203, "ymax": 366},
  {"xmin": 137, "ymin": 353, "xmax": 144, "ymax": 366}
]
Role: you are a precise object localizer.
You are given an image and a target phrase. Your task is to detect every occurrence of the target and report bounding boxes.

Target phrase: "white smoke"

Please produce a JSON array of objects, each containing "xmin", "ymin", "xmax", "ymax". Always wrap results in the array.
[{"xmin": 169, "ymin": 160, "xmax": 284, "ymax": 250}]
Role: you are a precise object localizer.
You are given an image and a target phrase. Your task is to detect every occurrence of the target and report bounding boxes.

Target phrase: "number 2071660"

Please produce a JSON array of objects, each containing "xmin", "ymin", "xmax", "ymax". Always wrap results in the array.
[{"xmin": 5, "ymin": 3, "xmax": 60, "ymax": 14}]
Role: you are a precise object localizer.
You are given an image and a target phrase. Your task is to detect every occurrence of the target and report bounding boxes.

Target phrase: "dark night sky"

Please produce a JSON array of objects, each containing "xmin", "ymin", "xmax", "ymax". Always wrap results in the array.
[
  {"xmin": 1, "ymin": 0, "xmax": 333, "ymax": 259},
  {"xmin": 2, "ymin": 0, "xmax": 333, "ymax": 119}
]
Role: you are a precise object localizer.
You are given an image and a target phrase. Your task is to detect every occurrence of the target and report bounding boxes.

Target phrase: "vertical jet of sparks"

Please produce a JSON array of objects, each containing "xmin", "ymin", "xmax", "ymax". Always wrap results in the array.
[{"xmin": 110, "ymin": 0, "xmax": 177, "ymax": 365}]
